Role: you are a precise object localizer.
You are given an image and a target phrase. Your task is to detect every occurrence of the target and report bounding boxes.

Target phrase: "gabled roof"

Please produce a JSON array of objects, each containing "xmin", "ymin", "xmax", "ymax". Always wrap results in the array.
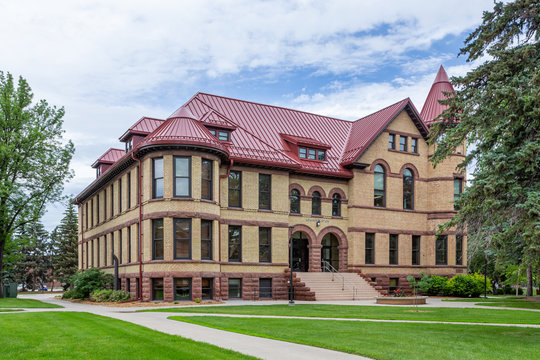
[
  {"xmin": 137, "ymin": 107, "xmax": 228, "ymax": 154},
  {"xmin": 119, "ymin": 116, "xmax": 164, "ymax": 141},
  {"xmin": 421, "ymin": 65, "xmax": 455, "ymax": 125},
  {"xmin": 91, "ymin": 148, "xmax": 125, "ymax": 168}
]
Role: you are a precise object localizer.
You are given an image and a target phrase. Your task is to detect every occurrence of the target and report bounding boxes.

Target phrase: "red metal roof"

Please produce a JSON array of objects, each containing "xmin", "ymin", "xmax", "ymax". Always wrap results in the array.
[
  {"xmin": 119, "ymin": 116, "xmax": 164, "ymax": 141},
  {"xmin": 421, "ymin": 65, "xmax": 455, "ymax": 125},
  {"xmin": 91, "ymin": 148, "xmax": 125, "ymax": 168}
]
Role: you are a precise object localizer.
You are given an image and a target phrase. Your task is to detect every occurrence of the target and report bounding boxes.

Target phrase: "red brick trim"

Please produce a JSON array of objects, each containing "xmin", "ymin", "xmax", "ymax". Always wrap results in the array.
[
  {"xmin": 369, "ymin": 158, "xmax": 392, "ymax": 173},
  {"xmin": 399, "ymin": 163, "xmax": 420, "ymax": 179},
  {"xmin": 143, "ymin": 211, "xmax": 220, "ymax": 221},
  {"xmin": 83, "ymin": 217, "xmax": 139, "ymax": 243},
  {"xmin": 289, "ymin": 183, "xmax": 306, "ymax": 196},
  {"xmin": 221, "ymin": 219, "xmax": 289, "ymax": 228},
  {"xmin": 317, "ymin": 225, "xmax": 349, "ymax": 271},
  {"xmin": 347, "ymin": 227, "xmax": 464, "ymax": 236},
  {"xmin": 328, "ymin": 187, "xmax": 347, "ymax": 200},
  {"xmin": 348, "ymin": 204, "xmax": 428, "ymax": 214},
  {"xmin": 307, "ymin": 185, "xmax": 326, "ymax": 198}
]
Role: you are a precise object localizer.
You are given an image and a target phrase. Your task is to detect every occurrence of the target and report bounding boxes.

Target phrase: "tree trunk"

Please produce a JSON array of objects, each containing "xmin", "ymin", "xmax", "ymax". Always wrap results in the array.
[
  {"xmin": 526, "ymin": 265, "xmax": 533, "ymax": 297},
  {"xmin": 0, "ymin": 239, "xmax": 5, "ymax": 298}
]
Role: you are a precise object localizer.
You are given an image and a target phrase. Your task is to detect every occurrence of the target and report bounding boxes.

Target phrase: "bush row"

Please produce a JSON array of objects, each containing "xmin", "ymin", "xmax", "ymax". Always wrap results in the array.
[
  {"xmin": 62, "ymin": 268, "xmax": 130, "ymax": 302},
  {"xmin": 90, "ymin": 289, "xmax": 131, "ymax": 302},
  {"xmin": 414, "ymin": 272, "xmax": 492, "ymax": 297}
]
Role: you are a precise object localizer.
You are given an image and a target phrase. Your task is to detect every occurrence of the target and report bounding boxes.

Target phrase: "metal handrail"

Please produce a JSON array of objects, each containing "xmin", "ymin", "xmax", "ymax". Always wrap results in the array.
[{"xmin": 321, "ymin": 260, "xmax": 358, "ymax": 300}]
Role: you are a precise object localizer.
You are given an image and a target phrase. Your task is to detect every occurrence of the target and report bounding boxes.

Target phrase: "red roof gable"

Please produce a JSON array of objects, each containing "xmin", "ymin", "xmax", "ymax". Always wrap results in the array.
[
  {"xmin": 421, "ymin": 65, "xmax": 455, "ymax": 125},
  {"xmin": 91, "ymin": 148, "xmax": 125, "ymax": 168},
  {"xmin": 119, "ymin": 116, "xmax": 164, "ymax": 141}
]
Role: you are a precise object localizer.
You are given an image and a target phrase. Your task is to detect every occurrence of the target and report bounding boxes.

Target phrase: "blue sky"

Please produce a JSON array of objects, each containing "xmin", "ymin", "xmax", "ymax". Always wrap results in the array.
[{"xmin": 0, "ymin": 0, "xmax": 494, "ymax": 230}]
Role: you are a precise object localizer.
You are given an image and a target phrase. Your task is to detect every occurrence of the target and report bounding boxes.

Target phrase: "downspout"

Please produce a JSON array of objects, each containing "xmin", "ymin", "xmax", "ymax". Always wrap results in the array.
[
  {"xmin": 131, "ymin": 152, "xmax": 144, "ymax": 300},
  {"xmin": 218, "ymin": 159, "xmax": 234, "ymax": 300},
  {"xmin": 79, "ymin": 200, "xmax": 84, "ymax": 271}
]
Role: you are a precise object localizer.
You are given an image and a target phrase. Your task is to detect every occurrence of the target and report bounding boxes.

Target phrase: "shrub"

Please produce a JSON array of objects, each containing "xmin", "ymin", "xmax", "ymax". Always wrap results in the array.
[
  {"xmin": 418, "ymin": 274, "xmax": 449, "ymax": 296},
  {"xmin": 90, "ymin": 289, "xmax": 131, "ymax": 302},
  {"xmin": 446, "ymin": 273, "xmax": 491, "ymax": 297},
  {"xmin": 62, "ymin": 290, "xmax": 74, "ymax": 299},
  {"xmin": 69, "ymin": 268, "xmax": 114, "ymax": 299}
]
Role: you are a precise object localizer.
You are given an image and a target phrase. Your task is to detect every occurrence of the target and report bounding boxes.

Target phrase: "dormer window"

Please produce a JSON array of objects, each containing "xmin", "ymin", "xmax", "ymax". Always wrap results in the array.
[
  {"xmin": 299, "ymin": 147, "xmax": 326, "ymax": 161},
  {"xmin": 207, "ymin": 128, "xmax": 230, "ymax": 142},
  {"xmin": 96, "ymin": 166, "xmax": 101, "ymax": 178},
  {"xmin": 125, "ymin": 138, "xmax": 133, "ymax": 152}
]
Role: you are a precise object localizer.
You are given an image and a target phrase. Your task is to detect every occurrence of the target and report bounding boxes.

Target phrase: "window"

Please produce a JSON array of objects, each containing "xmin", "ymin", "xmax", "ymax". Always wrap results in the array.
[
  {"xmin": 403, "ymin": 168, "xmax": 414, "ymax": 210},
  {"xmin": 456, "ymin": 235, "xmax": 463, "ymax": 265},
  {"xmin": 208, "ymin": 129, "xmax": 216, "ymax": 136},
  {"xmin": 118, "ymin": 178, "xmax": 122, "ymax": 213},
  {"xmin": 97, "ymin": 193, "xmax": 101, "ymax": 223},
  {"xmin": 152, "ymin": 158, "xmax": 164, "ymax": 198},
  {"xmin": 110, "ymin": 184, "xmax": 114, "ymax": 216},
  {"xmin": 388, "ymin": 134, "xmax": 395, "ymax": 149},
  {"xmin": 96, "ymin": 166, "xmax": 101, "ymax": 177},
  {"xmin": 228, "ymin": 278, "xmax": 242, "ymax": 299},
  {"xmin": 152, "ymin": 219, "xmax": 164, "ymax": 260},
  {"xmin": 85, "ymin": 242, "xmax": 88, "ymax": 269},
  {"xmin": 258, "ymin": 174, "xmax": 271, "ymax": 210},
  {"xmin": 97, "ymin": 238, "xmax": 100, "ymax": 267},
  {"xmin": 174, "ymin": 156, "xmax": 191, "ymax": 197},
  {"xmin": 128, "ymin": 226, "xmax": 132, "ymax": 263},
  {"xmin": 91, "ymin": 199, "xmax": 94, "ymax": 227},
  {"xmin": 311, "ymin": 191, "xmax": 321, "ymax": 215},
  {"xmin": 290, "ymin": 189, "xmax": 300, "ymax": 214},
  {"xmin": 218, "ymin": 131, "xmax": 229, "ymax": 141},
  {"xmin": 317, "ymin": 150, "xmax": 326, "ymax": 161},
  {"xmin": 365, "ymin": 233, "xmax": 374, "ymax": 264},
  {"xmin": 374, "ymin": 165, "xmax": 386, "ymax": 207},
  {"xmin": 298, "ymin": 147, "xmax": 325, "ymax": 161},
  {"xmin": 259, "ymin": 278, "xmax": 272, "ymax": 298},
  {"xmin": 174, "ymin": 278, "xmax": 191, "ymax": 301},
  {"xmin": 308, "ymin": 148, "xmax": 316, "ymax": 160},
  {"xmin": 389, "ymin": 234, "xmax": 398, "ymax": 265},
  {"xmin": 389, "ymin": 278, "xmax": 399, "ymax": 293},
  {"xmin": 228, "ymin": 171, "xmax": 241, "ymax": 207},
  {"xmin": 436, "ymin": 235, "xmax": 448, "ymax": 265},
  {"xmin": 201, "ymin": 220, "xmax": 212, "ymax": 260},
  {"xmin": 152, "ymin": 278, "xmax": 164, "ymax": 301},
  {"xmin": 202, "ymin": 278, "xmax": 213, "ymax": 299},
  {"xmin": 85, "ymin": 202, "xmax": 88, "ymax": 230},
  {"xmin": 104, "ymin": 236, "xmax": 107, "ymax": 266},
  {"xmin": 174, "ymin": 219, "xmax": 191, "ymax": 259},
  {"xmin": 412, "ymin": 235, "xmax": 420, "ymax": 265},
  {"xmin": 127, "ymin": 172, "xmax": 131, "ymax": 208},
  {"xmin": 125, "ymin": 137, "xmax": 133, "ymax": 152},
  {"xmin": 259, "ymin": 227, "xmax": 271, "ymax": 262},
  {"xmin": 411, "ymin": 138, "xmax": 418, "ymax": 153},
  {"xmin": 299, "ymin": 147, "xmax": 307, "ymax": 158},
  {"xmin": 400, "ymin": 136, "xmax": 407, "ymax": 151},
  {"xmin": 454, "ymin": 178, "xmax": 462, "ymax": 210},
  {"xmin": 332, "ymin": 193, "xmax": 341, "ymax": 217},
  {"xmin": 126, "ymin": 278, "xmax": 130, "ymax": 294},
  {"xmin": 228, "ymin": 225, "xmax": 241, "ymax": 262},
  {"xmin": 201, "ymin": 159, "xmax": 212, "ymax": 200},
  {"xmin": 119, "ymin": 230, "xmax": 122, "ymax": 264},
  {"xmin": 111, "ymin": 232, "xmax": 114, "ymax": 264}
]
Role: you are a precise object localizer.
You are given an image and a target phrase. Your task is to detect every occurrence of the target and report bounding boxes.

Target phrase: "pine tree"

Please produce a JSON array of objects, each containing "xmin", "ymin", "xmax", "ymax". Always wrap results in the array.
[{"xmin": 52, "ymin": 203, "xmax": 79, "ymax": 290}]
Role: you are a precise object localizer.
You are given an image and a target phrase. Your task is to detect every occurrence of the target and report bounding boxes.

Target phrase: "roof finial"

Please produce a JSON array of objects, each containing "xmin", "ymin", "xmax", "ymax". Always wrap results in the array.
[{"xmin": 434, "ymin": 65, "xmax": 450, "ymax": 84}]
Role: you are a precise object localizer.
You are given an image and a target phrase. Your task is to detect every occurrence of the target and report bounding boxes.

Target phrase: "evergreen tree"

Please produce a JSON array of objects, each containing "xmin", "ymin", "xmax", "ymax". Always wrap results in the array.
[
  {"xmin": 52, "ymin": 203, "xmax": 79, "ymax": 290},
  {"xmin": 0, "ymin": 72, "xmax": 74, "ymax": 297},
  {"xmin": 430, "ymin": 0, "xmax": 539, "ymax": 295}
]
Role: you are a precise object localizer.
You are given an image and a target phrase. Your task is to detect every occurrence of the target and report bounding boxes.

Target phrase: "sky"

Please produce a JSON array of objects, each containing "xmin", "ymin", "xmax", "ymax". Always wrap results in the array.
[{"xmin": 0, "ymin": 0, "xmax": 494, "ymax": 230}]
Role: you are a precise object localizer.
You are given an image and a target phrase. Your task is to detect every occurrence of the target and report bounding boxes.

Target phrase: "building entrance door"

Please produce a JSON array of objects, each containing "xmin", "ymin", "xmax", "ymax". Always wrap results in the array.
[
  {"xmin": 291, "ymin": 231, "xmax": 309, "ymax": 272},
  {"xmin": 321, "ymin": 233, "xmax": 339, "ymax": 270}
]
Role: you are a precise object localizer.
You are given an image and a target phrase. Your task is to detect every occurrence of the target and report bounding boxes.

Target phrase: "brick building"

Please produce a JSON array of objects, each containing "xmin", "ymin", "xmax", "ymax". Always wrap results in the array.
[{"xmin": 75, "ymin": 66, "xmax": 466, "ymax": 301}]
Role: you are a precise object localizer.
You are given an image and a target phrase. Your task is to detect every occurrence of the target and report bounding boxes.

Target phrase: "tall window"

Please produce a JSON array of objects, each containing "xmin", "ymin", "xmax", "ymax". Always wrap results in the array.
[
  {"xmin": 174, "ymin": 156, "xmax": 191, "ymax": 197},
  {"xmin": 389, "ymin": 234, "xmax": 398, "ymax": 265},
  {"xmin": 456, "ymin": 235, "xmax": 463, "ymax": 265},
  {"xmin": 85, "ymin": 202, "xmax": 88, "ymax": 230},
  {"xmin": 290, "ymin": 189, "xmax": 300, "ymax": 213},
  {"xmin": 259, "ymin": 227, "xmax": 271, "ymax": 262},
  {"xmin": 258, "ymin": 174, "xmax": 271, "ymax": 210},
  {"xmin": 110, "ymin": 183, "xmax": 114, "ymax": 216},
  {"xmin": 119, "ymin": 230, "xmax": 122, "ymax": 264},
  {"xmin": 436, "ymin": 235, "xmax": 448, "ymax": 265},
  {"xmin": 152, "ymin": 219, "xmax": 164, "ymax": 260},
  {"xmin": 365, "ymin": 233, "xmax": 374, "ymax": 264},
  {"xmin": 174, "ymin": 218, "xmax": 191, "ymax": 259},
  {"xmin": 332, "ymin": 194, "xmax": 341, "ymax": 217},
  {"xmin": 399, "ymin": 136, "xmax": 407, "ymax": 151},
  {"xmin": 454, "ymin": 178, "xmax": 462, "ymax": 210},
  {"xmin": 175, "ymin": 278, "xmax": 191, "ymax": 301},
  {"xmin": 118, "ymin": 178, "xmax": 122, "ymax": 213},
  {"xmin": 311, "ymin": 191, "xmax": 321, "ymax": 215},
  {"xmin": 228, "ymin": 171, "xmax": 242, "ymax": 207},
  {"xmin": 411, "ymin": 138, "xmax": 418, "ymax": 153},
  {"xmin": 152, "ymin": 158, "xmax": 164, "ymax": 198},
  {"xmin": 308, "ymin": 148, "xmax": 316, "ymax": 160},
  {"xmin": 91, "ymin": 199, "xmax": 94, "ymax": 227},
  {"xmin": 374, "ymin": 165, "xmax": 386, "ymax": 207},
  {"xmin": 104, "ymin": 236, "xmax": 108, "ymax": 266},
  {"xmin": 127, "ymin": 172, "xmax": 131, "ymax": 208},
  {"xmin": 104, "ymin": 189, "xmax": 107, "ymax": 220},
  {"xmin": 228, "ymin": 278, "xmax": 242, "ymax": 299},
  {"xmin": 228, "ymin": 225, "xmax": 241, "ymax": 262},
  {"xmin": 201, "ymin": 159, "xmax": 212, "ymax": 200},
  {"xmin": 388, "ymin": 134, "xmax": 395, "ymax": 149},
  {"xmin": 152, "ymin": 278, "xmax": 164, "ymax": 301},
  {"xmin": 412, "ymin": 235, "xmax": 420, "ymax": 265},
  {"xmin": 403, "ymin": 168, "xmax": 414, "ymax": 210},
  {"xmin": 201, "ymin": 220, "xmax": 212, "ymax": 260},
  {"xmin": 128, "ymin": 225, "xmax": 132, "ymax": 263},
  {"xmin": 111, "ymin": 232, "xmax": 114, "ymax": 264},
  {"xmin": 97, "ymin": 238, "xmax": 100, "ymax": 267},
  {"xmin": 202, "ymin": 278, "xmax": 213, "ymax": 299}
]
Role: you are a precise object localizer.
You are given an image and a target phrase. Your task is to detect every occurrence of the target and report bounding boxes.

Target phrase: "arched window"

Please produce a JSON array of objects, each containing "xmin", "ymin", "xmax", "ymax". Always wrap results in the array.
[
  {"xmin": 332, "ymin": 193, "xmax": 341, "ymax": 217},
  {"xmin": 374, "ymin": 165, "xmax": 385, "ymax": 207},
  {"xmin": 290, "ymin": 189, "xmax": 300, "ymax": 214},
  {"xmin": 403, "ymin": 168, "xmax": 414, "ymax": 210},
  {"xmin": 311, "ymin": 191, "xmax": 321, "ymax": 215}
]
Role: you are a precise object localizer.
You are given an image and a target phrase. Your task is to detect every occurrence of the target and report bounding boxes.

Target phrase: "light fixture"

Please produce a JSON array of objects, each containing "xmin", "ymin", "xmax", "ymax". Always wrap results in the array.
[{"xmin": 316, "ymin": 220, "xmax": 321, "ymax": 227}]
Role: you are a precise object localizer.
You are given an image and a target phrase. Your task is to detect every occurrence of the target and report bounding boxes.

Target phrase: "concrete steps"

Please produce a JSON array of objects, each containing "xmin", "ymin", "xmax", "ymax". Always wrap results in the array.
[{"xmin": 295, "ymin": 272, "xmax": 381, "ymax": 301}]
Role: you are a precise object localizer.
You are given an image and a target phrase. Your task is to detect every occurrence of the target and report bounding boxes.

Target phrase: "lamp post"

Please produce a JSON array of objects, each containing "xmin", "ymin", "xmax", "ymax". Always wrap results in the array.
[{"xmin": 288, "ymin": 225, "xmax": 295, "ymax": 306}]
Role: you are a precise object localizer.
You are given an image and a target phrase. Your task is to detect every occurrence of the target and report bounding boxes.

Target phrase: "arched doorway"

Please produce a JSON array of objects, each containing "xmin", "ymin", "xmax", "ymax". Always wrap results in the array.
[
  {"xmin": 291, "ymin": 231, "xmax": 309, "ymax": 272},
  {"xmin": 321, "ymin": 233, "xmax": 339, "ymax": 270}
]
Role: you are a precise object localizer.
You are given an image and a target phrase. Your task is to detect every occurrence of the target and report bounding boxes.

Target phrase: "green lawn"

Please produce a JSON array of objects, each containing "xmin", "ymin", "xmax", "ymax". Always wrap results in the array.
[
  {"xmin": 443, "ymin": 296, "xmax": 540, "ymax": 310},
  {"xmin": 0, "ymin": 312, "xmax": 255, "ymax": 360},
  {"xmin": 0, "ymin": 309, "xmax": 19, "ymax": 312},
  {"xmin": 173, "ymin": 316, "xmax": 540, "ymax": 360},
  {"xmin": 142, "ymin": 304, "xmax": 540, "ymax": 324},
  {"xmin": 0, "ymin": 298, "xmax": 62, "ymax": 308}
]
